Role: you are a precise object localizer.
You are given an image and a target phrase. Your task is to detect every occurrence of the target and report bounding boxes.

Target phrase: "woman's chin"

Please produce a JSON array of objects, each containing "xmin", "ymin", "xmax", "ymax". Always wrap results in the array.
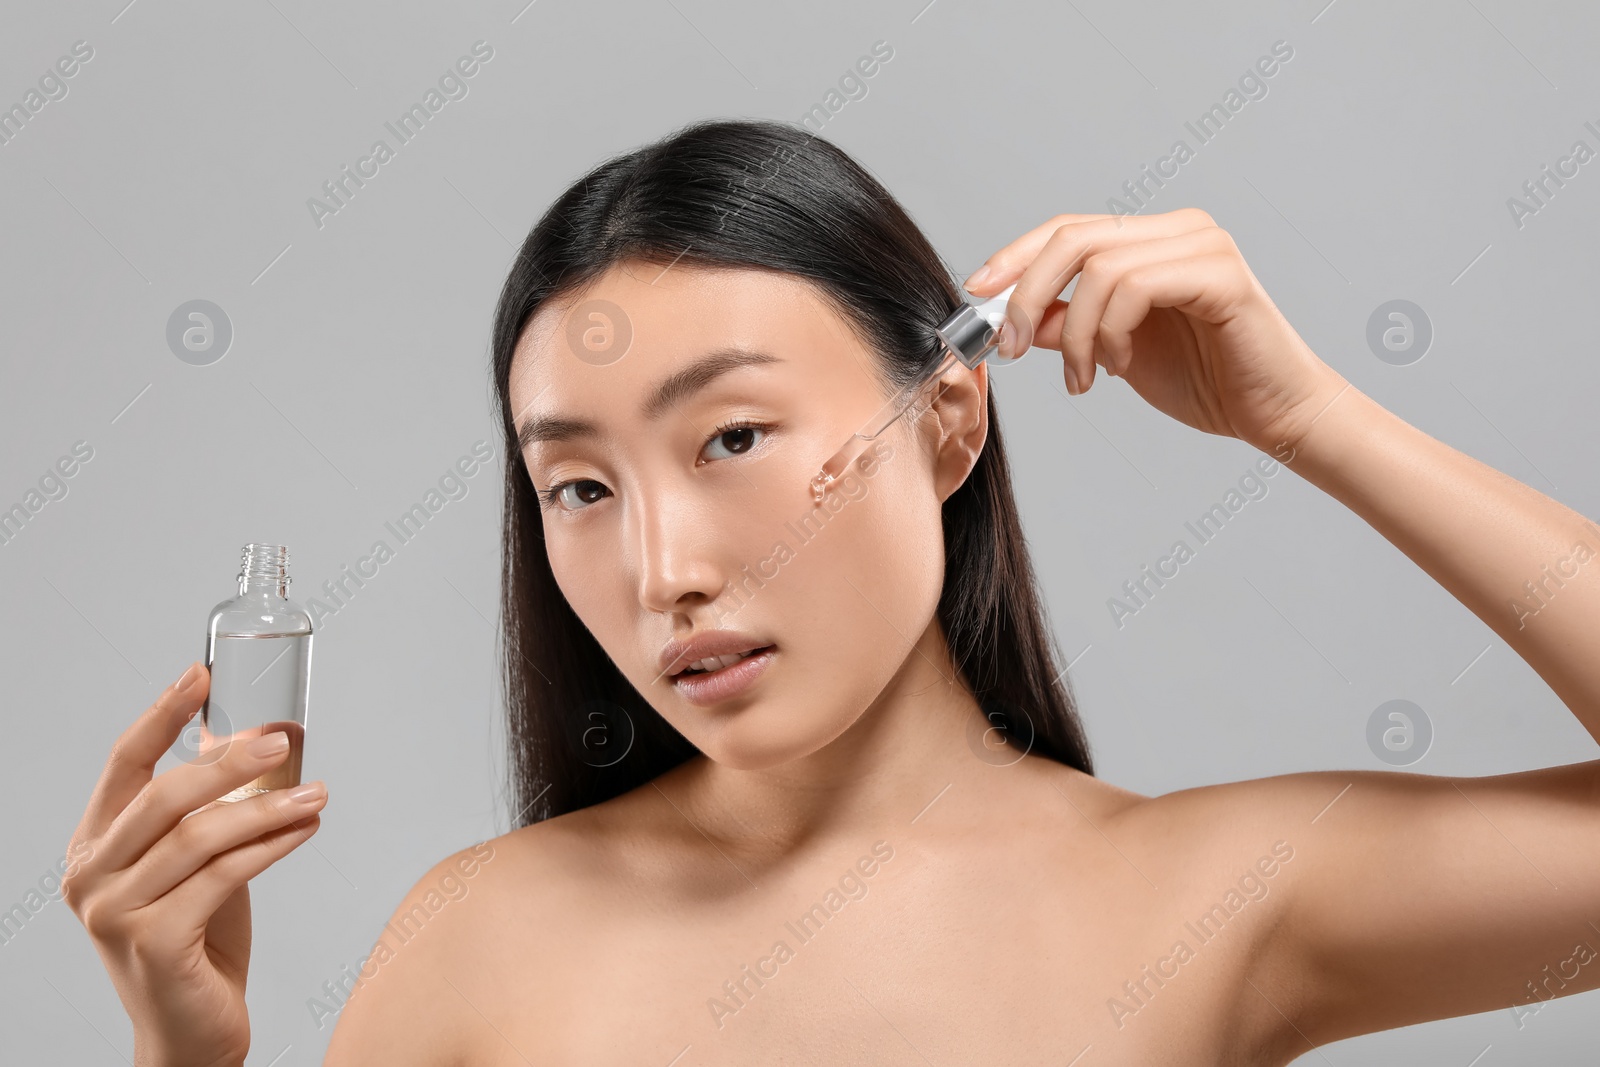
[
  {"xmin": 699, "ymin": 732, "xmax": 816, "ymax": 772},
  {"xmin": 693, "ymin": 708, "xmax": 857, "ymax": 772}
]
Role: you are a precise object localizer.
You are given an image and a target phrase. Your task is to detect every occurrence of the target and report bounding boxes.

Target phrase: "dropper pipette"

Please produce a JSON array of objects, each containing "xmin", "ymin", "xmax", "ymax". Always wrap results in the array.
[{"xmin": 809, "ymin": 283, "xmax": 1019, "ymax": 503}]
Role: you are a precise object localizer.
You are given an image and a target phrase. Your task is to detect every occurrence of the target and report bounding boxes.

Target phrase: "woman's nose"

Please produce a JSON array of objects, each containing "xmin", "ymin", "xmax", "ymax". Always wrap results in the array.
[{"xmin": 628, "ymin": 487, "xmax": 729, "ymax": 615}]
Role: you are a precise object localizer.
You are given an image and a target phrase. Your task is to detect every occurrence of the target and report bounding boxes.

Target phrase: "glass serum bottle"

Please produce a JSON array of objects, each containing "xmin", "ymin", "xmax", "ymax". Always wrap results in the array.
[{"xmin": 202, "ymin": 543, "xmax": 315, "ymax": 803}]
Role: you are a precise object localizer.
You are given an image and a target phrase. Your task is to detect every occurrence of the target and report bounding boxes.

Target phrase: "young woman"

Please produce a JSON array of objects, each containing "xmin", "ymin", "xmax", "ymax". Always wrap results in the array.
[{"xmin": 65, "ymin": 119, "xmax": 1600, "ymax": 1065}]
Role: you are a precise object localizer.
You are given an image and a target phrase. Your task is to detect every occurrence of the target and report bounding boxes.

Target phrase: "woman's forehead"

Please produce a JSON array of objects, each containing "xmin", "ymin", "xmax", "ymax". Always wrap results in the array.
[{"xmin": 509, "ymin": 265, "xmax": 874, "ymax": 409}]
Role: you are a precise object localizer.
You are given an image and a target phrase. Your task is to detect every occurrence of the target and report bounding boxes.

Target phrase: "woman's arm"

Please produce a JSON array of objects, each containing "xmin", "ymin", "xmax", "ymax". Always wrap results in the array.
[
  {"xmin": 1280, "ymin": 378, "xmax": 1600, "ymax": 728},
  {"xmin": 1124, "ymin": 386, "xmax": 1600, "ymax": 1054},
  {"xmin": 966, "ymin": 208, "xmax": 1600, "ymax": 1057},
  {"xmin": 1233, "ymin": 379, "xmax": 1600, "ymax": 1053}
]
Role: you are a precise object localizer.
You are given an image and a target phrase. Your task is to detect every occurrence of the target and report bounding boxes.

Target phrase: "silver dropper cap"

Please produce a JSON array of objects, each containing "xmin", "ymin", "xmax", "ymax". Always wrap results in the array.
[{"xmin": 934, "ymin": 282, "xmax": 1018, "ymax": 369}]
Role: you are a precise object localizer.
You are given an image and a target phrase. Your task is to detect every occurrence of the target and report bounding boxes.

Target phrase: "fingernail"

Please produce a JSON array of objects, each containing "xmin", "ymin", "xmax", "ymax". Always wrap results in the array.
[
  {"xmin": 1003, "ymin": 312, "xmax": 1028, "ymax": 359},
  {"xmin": 1065, "ymin": 365, "xmax": 1080, "ymax": 394},
  {"xmin": 176, "ymin": 662, "xmax": 202, "ymax": 693},
  {"xmin": 963, "ymin": 264, "xmax": 993, "ymax": 292},
  {"xmin": 248, "ymin": 732, "xmax": 290, "ymax": 757},
  {"xmin": 283, "ymin": 782, "xmax": 325, "ymax": 804}
]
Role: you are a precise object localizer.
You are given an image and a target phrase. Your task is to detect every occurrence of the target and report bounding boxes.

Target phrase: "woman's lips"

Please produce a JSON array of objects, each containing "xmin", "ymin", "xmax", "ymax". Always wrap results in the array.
[{"xmin": 672, "ymin": 646, "xmax": 775, "ymax": 707}]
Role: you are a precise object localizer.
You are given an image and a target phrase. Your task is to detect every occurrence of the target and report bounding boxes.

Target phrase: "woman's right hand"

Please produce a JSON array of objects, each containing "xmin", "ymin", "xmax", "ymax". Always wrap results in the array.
[{"xmin": 62, "ymin": 661, "xmax": 328, "ymax": 1067}]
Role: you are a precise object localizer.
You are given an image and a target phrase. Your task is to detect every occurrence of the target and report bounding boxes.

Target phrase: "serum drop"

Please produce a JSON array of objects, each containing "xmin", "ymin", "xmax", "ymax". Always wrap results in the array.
[{"xmin": 202, "ymin": 543, "xmax": 314, "ymax": 804}]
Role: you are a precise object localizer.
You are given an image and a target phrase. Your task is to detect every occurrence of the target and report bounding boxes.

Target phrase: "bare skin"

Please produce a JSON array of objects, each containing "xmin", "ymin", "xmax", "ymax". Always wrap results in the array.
[{"xmin": 68, "ymin": 209, "xmax": 1600, "ymax": 1065}]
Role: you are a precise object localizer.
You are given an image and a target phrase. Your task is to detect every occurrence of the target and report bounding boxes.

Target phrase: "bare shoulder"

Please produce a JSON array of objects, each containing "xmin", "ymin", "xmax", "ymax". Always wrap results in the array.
[
  {"xmin": 1102, "ymin": 760, "xmax": 1600, "ymax": 1060},
  {"xmin": 323, "ymin": 805, "xmax": 624, "ymax": 1066},
  {"xmin": 1109, "ymin": 765, "xmax": 1337, "ymax": 858},
  {"xmin": 1018, "ymin": 756, "xmax": 1306, "ymax": 902},
  {"xmin": 1100, "ymin": 766, "xmax": 1346, "ymax": 956},
  {"xmin": 1081, "ymin": 767, "xmax": 1332, "ymax": 1063}
]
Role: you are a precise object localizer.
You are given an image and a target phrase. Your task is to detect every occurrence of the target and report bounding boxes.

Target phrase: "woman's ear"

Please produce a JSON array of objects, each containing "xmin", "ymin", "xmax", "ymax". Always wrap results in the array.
[{"xmin": 926, "ymin": 362, "xmax": 988, "ymax": 503}]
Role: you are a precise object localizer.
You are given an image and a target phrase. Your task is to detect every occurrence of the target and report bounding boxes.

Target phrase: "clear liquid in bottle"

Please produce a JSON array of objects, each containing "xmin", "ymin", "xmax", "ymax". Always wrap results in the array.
[{"xmin": 201, "ymin": 543, "xmax": 314, "ymax": 804}]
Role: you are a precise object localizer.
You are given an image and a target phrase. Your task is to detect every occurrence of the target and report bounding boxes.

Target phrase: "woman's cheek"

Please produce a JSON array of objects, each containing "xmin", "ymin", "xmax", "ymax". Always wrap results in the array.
[
  {"xmin": 796, "ymin": 473, "xmax": 946, "ymax": 660},
  {"xmin": 549, "ymin": 539, "xmax": 623, "ymax": 640}
]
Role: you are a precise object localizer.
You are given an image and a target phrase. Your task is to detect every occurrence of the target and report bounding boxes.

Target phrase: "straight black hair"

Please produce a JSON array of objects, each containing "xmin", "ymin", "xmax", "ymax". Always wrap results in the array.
[{"xmin": 489, "ymin": 118, "xmax": 1092, "ymax": 827}]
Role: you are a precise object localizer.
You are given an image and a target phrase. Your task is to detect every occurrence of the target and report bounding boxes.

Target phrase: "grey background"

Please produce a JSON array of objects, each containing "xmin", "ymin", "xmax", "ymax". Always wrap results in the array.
[{"xmin": 2, "ymin": 0, "xmax": 1597, "ymax": 1062}]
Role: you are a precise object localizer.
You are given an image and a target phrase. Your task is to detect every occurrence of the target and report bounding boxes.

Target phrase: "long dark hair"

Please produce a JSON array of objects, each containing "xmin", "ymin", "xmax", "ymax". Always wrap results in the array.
[{"xmin": 489, "ymin": 118, "xmax": 1092, "ymax": 827}]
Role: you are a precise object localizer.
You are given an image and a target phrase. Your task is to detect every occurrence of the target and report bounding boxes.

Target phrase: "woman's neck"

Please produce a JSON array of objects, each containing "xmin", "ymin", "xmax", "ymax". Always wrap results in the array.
[{"xmin": 671, "ymin": 617, "xmax": 996, "ymax": 860}]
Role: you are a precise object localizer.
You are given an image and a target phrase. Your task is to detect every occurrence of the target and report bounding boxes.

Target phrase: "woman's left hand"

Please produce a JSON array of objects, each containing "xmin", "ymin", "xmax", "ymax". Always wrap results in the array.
[{"xmin": 964, "ymin": 208, "xmax": 1349, "ymax": 456}]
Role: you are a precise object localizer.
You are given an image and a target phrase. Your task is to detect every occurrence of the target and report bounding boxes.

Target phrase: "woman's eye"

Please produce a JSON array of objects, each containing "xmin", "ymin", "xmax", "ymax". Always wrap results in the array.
[
  {"xmin": 542, "ymin": 480, "xmax": 608, "ymax": 512},
  {"xmin": 703, "ymin": 424, "xmax": 765, "ymax": 461}
]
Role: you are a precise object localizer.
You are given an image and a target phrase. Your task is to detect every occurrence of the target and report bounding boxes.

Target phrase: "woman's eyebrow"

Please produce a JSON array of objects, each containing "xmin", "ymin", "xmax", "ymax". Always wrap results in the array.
[{"xmin": 516, "ymin": 347, "xmax": 782, "ymax": 453}]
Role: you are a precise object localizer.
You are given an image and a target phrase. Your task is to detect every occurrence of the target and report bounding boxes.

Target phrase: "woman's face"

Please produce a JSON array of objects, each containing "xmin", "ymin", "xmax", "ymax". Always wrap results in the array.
[{"xmin": 508, "ymin": 262, "xmax": 987, "ymax": 770}]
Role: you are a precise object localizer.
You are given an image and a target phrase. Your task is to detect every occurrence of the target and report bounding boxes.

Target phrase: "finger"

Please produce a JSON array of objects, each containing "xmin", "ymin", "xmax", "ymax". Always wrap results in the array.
[
  {"xmin": 93, "ymin": 729, "xmax": 297, "ymax": 872},
  {"xmin": 160, "ymin": 813, "xmax": 323, "ymax": 927},
  {"xmin": 1001, "ymin": 209, "xmax": 1217, "ymax": 359},
  {"xmin": 962, "ymin": 213, "xmax": 1129, "ymax": 295},
  {"xmin": 115, "ymin": 782, "xmax": 328, "ymax": 908},
  {"xmin": 1055, "ymin": 227, "xmax": 1235, "ymax": 384},
  {"xmin": 1097, "ymin": 252, "xmax": 1252, "ymax": 376},
  {"xmin": 1032, "ymin": 302, "xmax": 1102, "ymax": 395},
  {"xmin": 78, "ymin": 662, "xmax": 209, "ymax": 842}
]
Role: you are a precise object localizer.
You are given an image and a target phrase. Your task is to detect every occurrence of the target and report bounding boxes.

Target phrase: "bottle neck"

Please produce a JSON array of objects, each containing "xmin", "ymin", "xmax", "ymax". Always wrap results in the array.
[
  {"xmin": 238, "ymin": 574, "xmax": 289, "ymax": 598},
  {"xmin": 237, "ymin": 543, "xmax": 290, "ymax": 599}
]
